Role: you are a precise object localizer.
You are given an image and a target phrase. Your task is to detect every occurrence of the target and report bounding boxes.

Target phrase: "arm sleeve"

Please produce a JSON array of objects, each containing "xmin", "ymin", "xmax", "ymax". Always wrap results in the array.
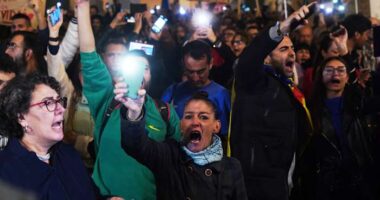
[
  {"xmin": 47, "ymin": 48, "xmax": 75, "ymax": 104},
  {"xmin": 234, "ymin": 26, "xmax": 281, "ymax": 91},
  {"xmin": 166, "ymin": 103, "xmax": 181, "ymax": 141},
  {"xmin": 60, "ymin": 21, "xmax": 79, "ymax": 68},
  {"xmin": 80, "ymin": 51, "xmax": 113, "ymax": 120},
  {"xmin": 120, "ymin": 108, "xmax": 175, "ymax": 173}
]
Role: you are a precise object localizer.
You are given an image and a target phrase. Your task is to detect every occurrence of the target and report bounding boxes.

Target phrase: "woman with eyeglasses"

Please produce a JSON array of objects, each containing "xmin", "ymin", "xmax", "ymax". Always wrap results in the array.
[
  {"xmin": 306, "ymin": 56, "xmax": 377, "ymax": 200},
  {"xmin": 0, "ymin": 74, "xmax": 96, "ymax": 199}
]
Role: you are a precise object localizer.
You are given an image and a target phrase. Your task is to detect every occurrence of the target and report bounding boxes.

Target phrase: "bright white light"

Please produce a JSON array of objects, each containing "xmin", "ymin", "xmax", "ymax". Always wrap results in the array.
[
  {"xmin": 325, "ymin": 6, "xmax": 333, "ymax": 14},
  {"xmin": 119, "ymin": 56, "xmax": 141, "ymax": 77},
  {"xmin": 332, "ymin": 0, "xmax": 338, "ymax": 3},
  {"xmin": 222, "ymin": 6, "xmax": 227, "ymax": 11},
  {"xmin": 156, "ymin": 5, "xmax": 161, "ymax": 10},
  {"xmin": 319, "ymin": 4, "xmax": 325, "ymax": 9},
  {"xmin": 150, "ymin": 9, "xmax": 155, "ymax": 14},
  {"xmin": 192, "ymin": 9, "xmax": 212, "ymax": 27},
  {"xmin": 337, "ymin": 5, "xmax": 345, "ymax": 12},
  {"xmin": 179, "ymin": 6, "xmax": 186, "ymax": 15}
]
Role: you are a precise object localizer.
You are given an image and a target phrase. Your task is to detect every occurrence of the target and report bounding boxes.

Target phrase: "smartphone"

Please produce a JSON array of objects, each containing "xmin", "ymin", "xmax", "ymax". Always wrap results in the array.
[
  {"xmin": 119, "ymin": 56, "xmax": 146, "ymax": 99},
  {"xmin": 47, "ymin": 2, "xmax": 61, "ymax": 26},
  {"xmin": 130, "ymin": 3, "xmax": 147, "ymax": 16},
  {"xmin": 374, "ymin": 26, "xmax": 380, "ymax": 57},
  {"xmin": 290, "ymin": 2, "xmax": 317, "ymax": 30},
  {"xmin": 129, "ymin": 42, "xmax": 154, "ymax": 56},
  {"xmin": 151, "ymin": 15, "xmax": 168, "ymax": 34}
]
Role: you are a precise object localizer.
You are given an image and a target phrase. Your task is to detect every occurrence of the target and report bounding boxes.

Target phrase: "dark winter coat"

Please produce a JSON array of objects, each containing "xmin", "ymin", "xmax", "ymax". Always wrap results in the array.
[
  {"xmin": 230, "ymin": 27, "xmax": 313, "ymax": 200},
  {"xmin": 120, "ymin": 110, "xmax": 248, "ymax": 200}
]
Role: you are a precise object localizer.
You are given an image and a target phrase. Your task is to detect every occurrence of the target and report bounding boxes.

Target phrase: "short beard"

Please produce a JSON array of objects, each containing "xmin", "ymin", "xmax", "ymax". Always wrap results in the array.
[{"xmin": 14, "ymin": 52, "xmax": 27, "ymax": 76}]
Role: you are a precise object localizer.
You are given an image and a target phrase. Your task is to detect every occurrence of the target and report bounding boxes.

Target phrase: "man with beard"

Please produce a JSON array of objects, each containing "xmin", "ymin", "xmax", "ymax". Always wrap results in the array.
[
  {"xmin": 4, "ymin": 31, "xmax": 47, "ymax": 75},
  {"xmin": 77, "ymin": 1, "xmax": 181, "ymax": 198},
  {"xmin": 229, "ymin": 4, "xmax": 314, "ymax": 200}
]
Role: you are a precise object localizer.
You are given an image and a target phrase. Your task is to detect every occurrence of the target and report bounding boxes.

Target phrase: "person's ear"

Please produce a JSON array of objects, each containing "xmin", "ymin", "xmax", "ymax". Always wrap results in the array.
[
  {"xmin": 213, "ymin": 120, "xmax": 221, "ymax": 134},
  {"xmin": 354, "ymin": 31, "xmax": 361, "ymax": 40},
  {"xmin": 264, "ymin": 55, "xmax": 271, "ymax": 65},
  {"xmin": 25, "ymin": 49, "xmax": 33, "ymax": 60},
  {"xmin": 208, "ymin": 58, "xmax": 214, "ymax": 70}
]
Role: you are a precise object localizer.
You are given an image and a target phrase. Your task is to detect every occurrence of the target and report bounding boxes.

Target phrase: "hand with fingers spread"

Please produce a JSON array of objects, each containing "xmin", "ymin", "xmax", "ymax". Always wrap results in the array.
[{"xmin": 114, "ymin": 77, "xmax": 146, "ymax": 121}]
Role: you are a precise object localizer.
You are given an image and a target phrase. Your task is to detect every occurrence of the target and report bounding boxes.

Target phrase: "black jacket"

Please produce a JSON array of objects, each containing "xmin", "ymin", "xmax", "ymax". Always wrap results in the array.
[
  {"xmin": 308, "ymin": 86, "xmax": 377, "ymax": 200},
  {"xmin": 230, "ymin": 27, "xmax": 312, "ymax": 200},
  {"xmin": 120, "ymin": 112, "xmax": 248, "ymax": 200}
]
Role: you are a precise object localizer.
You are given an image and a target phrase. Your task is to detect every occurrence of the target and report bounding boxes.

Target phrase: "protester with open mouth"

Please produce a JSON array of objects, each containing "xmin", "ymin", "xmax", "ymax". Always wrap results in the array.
[
  {"xmin": 115, "ymin": 84, "xmax": 247, "ymax": 199},
  {"xmin": 0, "ymin": 74, "xmax": 96, "ymax": 199},
  {"xmin": 307, "ymin": 56, "xmax": 377, "ymax": 200}
]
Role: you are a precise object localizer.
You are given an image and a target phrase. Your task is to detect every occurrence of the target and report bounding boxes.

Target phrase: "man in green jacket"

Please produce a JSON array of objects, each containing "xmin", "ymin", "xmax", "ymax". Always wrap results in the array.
[{"xmin": 77, "ymin": 1, "xmax": 181, "ymax": 199}]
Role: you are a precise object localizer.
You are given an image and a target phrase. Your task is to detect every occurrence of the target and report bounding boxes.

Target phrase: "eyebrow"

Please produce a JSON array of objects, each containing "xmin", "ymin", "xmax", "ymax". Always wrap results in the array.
[
  {"xmin": 325, "ymin": 66, "xmax": 346, "ymax": 68},
  {"xmin": 184, "ymin": 111, "xmax": 212, "ymax": 115}
]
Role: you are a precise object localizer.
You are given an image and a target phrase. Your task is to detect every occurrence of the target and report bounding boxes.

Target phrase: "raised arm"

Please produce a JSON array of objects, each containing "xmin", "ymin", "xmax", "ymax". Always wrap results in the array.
[
  {"xmin": 235, "ymin": 3, "xmax": 315, "ymax": 90},
  {"xmin": 46, "ymin": 6, "xmax": 74, "ymax": 102},
  {"xmin": 77, "ymin": 0, "xmax": 95, "ymax": 52},
  {"xmin": 60, "ymin": 9, "xmax": 79, "ymax": 67}
]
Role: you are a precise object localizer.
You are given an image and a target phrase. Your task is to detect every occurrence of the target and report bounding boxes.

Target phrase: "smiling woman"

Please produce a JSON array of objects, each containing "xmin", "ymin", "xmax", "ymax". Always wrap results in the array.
[{"xmin": 0, "ymin": 74, "xmax": 96, "ymax": 199}]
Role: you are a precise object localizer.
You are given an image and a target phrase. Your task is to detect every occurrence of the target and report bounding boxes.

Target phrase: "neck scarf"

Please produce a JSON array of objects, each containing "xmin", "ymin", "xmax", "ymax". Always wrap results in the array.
[{"xmin": 182, "ymin": 135, "xmax": 223, "ymax": 166}]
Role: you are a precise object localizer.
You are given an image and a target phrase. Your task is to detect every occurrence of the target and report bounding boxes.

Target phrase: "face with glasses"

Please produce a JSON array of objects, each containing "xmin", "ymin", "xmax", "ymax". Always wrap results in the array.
[
  {"xmin": 183, "ymin": 55, "xmax": 212, "ymax": 88},
  {"xmin": 232, "ymin": 35, "xmax": 247, "ymax": 56},
  {"xmin": 322, "ymin": 59, "xmax": 348, "ymax": 96},
  {"xmin": 19, "ymin": 84, "xmax": 66, "ymax": 145},
  {"xmin": 5, "ymin": 35, "xmax": 25, "ymax": 63}
]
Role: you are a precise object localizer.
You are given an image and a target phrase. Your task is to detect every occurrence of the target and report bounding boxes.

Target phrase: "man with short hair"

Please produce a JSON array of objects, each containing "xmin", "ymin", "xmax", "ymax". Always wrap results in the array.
[
  {"xmin": 161, "ymin": 40, "xmax": 231, "ymax": 138},
  {"xmin": 341, "ymin": 14, "xmax": 372, "ymax": 83},
  {"xmin": 5, "ymin": 31, "xmax": 47, "ymax": 75},
  {"xmin": 230, "ymin": 5, "xmax": 314, "ymax": 200},
  {"xmin": 10, "ymin": 13, "xmax": 33, "ymax": 33}
]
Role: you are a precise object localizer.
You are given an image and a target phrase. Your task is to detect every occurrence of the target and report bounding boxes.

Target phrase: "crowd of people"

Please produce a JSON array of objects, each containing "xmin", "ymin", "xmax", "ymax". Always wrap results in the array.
[{"xmin": 0, "ymin": 0, "xmax": 379, "ymax": 199}]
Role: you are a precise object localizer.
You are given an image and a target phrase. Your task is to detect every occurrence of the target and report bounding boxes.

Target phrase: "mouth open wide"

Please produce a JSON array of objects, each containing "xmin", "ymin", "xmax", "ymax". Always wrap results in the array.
[{"xmin": 189, "ymin": 131, "xmax": 202, "ymax": 144}]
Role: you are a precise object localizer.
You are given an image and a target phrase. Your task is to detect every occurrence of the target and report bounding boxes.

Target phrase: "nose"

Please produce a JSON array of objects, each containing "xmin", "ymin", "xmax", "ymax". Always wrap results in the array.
[
  {"xmin": 5, "ymin": 48, "xmax": 11, "ymax": 56},
  {"xmin": 190, "ymin": 116, "xmax": 201, "ymax": 126},
  {"xmin": 55, "ymin": 102, "xmax": 65, "ymax": 114}
]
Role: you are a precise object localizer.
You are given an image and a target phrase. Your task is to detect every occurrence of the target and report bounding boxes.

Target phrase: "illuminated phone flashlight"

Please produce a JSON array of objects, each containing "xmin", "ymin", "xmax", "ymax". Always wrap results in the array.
[
  {"xmin": 192, "ymin": 9, "xmax": 212, "ymax": 27},
  {"xmin": 222, "ymin": 6, "xmax": 227, "ymax": 11},
  {"xmin": 150, "ymin": 9, "xmax": 155, "ymax": 14},
  {"xmin": 179, "ymin": 6, "xmax": 186, "ymax": 15},
  {"xmin": 156, "ymin": 5, "xmax": 161, "ymax": 10},
  {"xmin": 46, "ymin": 2, "xmax": 61, "ymax": 14},
  {"xmin": 118, "ymin": 55, "xmax": 147, "ymax": 99},
  {"xmin": 337, "ymin": 4, "xmax": 345, "ymax": 12}
]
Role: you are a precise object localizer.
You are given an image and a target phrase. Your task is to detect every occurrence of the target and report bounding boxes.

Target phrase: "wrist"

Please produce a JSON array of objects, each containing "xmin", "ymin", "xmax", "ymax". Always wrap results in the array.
[{"xmin": 49, "ymin": 36, "xmax": 60, "ymax": 42}]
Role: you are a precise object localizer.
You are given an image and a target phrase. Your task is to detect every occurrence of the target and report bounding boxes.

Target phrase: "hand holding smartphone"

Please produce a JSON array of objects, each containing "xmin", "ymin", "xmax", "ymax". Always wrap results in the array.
[
  {"xmin": 289, "ymin": 2, "xmax": 318, "ymax": 30},
  {"xmin": 119, "ymin": 56, "xmax": 146, "ymax": 99},
  {"xmin": 47, "ymin": 2, "xmax": 62, "ymax": 26},
  {"xmin": 151, "ymin": 15, "xmax": 168, "ymax": 34}
]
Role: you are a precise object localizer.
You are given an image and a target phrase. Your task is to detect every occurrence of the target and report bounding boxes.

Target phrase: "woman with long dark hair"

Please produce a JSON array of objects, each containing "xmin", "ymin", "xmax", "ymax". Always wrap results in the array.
[{"xmin": 309, "ymin": 56, "xmax": 376, "ymax": 200}]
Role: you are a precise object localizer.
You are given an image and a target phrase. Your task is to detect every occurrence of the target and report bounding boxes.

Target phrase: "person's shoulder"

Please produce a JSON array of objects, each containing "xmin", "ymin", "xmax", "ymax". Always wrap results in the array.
[{"xmin": 222, "ymin": 156, "xmax": 242, "ymax": 169}]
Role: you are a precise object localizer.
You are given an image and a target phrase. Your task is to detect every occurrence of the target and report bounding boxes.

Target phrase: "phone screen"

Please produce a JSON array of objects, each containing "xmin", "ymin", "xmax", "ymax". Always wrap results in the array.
[
  {"xmin": 129, "ymin": 42, "xmax": 154, "ymax": 56},
  {"xmin": 151, "ymin": 16, "xmax": 167, "ymax": 33},
  {"xmin": 48, "ymin": 2, "xmax": 61, "ymax": 26}
]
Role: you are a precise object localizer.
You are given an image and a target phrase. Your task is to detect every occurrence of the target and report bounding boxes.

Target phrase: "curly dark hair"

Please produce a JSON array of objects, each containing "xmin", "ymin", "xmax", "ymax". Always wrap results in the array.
[{"xmin": 0, "ymin": 73, "xmax": 61, "ymax": 138}]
